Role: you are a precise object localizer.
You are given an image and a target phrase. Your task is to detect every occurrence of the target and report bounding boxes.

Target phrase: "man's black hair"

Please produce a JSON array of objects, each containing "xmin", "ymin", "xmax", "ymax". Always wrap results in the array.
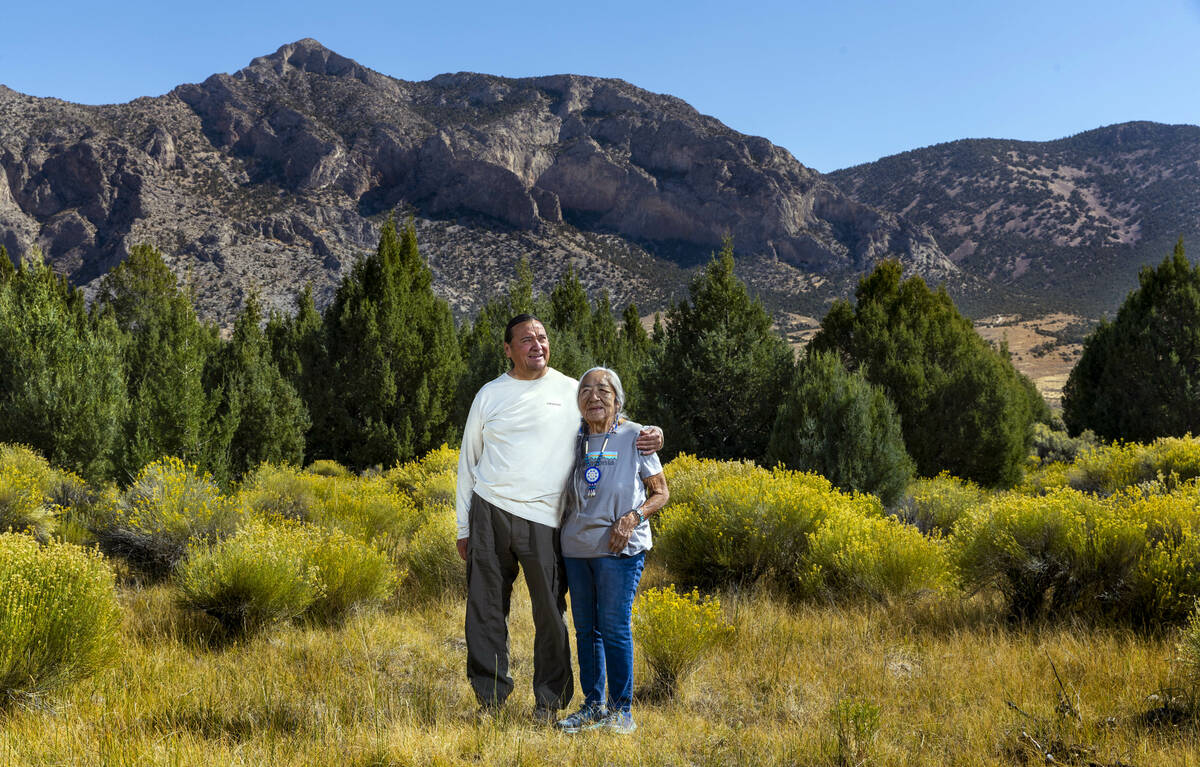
[{"xmin": 505, "ymin": 314, "xmax": 543, "ymax": 343}]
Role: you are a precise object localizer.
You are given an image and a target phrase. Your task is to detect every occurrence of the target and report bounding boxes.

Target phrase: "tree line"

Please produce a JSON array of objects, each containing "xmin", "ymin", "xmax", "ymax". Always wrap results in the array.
[{"xmin": 6, "ymin": 222, "xmax": 1185, "ymax": 501}]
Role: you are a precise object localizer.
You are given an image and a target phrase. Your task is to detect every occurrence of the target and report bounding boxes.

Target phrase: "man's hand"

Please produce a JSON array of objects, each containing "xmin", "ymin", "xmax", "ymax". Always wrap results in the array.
[
  {"xmin": 457, "ymin": 537, "xmax": 469, "ymax": 561},
  {"xmin": 636, "ymin": 425, "xmax": 664, "ymax": 455}
]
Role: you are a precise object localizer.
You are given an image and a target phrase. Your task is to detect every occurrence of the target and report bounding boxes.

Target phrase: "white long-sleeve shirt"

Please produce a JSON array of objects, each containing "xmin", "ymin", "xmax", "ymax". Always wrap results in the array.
[{"xmin": 455, "ymin": 368, "xmax": 581, "ymax": 538}]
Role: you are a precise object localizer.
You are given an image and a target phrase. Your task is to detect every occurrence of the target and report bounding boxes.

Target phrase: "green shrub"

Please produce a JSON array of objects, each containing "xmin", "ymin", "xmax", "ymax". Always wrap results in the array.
[
  {"xmin": 895, "ymin": 473, "xmax": 987, "ymax": 536},
  {"xmin": 632, "ymin": 586, "xmax": 733, "ymax": 697},
  {"xmin": 657, "ymin": 457, "xmax": 882, "ymax": 593},
  {"xmin": 94, "ymin": 457, "xmax": 241, "ymax": 577},
  {"xmin": 177, "ymin": 520, "xmax": 324, "ymax": 634},
  {"xmin": 0, "ymin": 533, "xmax": 121, "ymax": 704},
  {"xmin": 1031, "ymin": 422, "xmax": 1096, "ymax": 464},
  {"xmin": 401, "ymin": 509, "xmax": 464, "ymax": 600},
  {"xmin": 828, "ymin": 697, "xmax": 881, "ymax": 767},
  {"xmin": 767, "ymin": 350, "xmax": 914, "ymax": 506},
  {"xmin": 305, "ymin": 459, "xmax": 352, "ymax": 478},
  {"xmin": 305, "ymin": 527, "xmax": 396, "ymax": 622},
  {"xmin": 178, "ymin": 519, "xmax": 396, "ymax": 633},
  {"xmin": 800, "ymin": 507, "xmax": 951, "ymax": 602}
]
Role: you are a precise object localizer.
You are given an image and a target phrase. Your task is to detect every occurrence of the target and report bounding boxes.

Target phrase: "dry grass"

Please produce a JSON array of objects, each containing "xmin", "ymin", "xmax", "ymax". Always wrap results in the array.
[{"xmin": 1, "ymin": 579, "xmax": 1196, "ymax": 766}]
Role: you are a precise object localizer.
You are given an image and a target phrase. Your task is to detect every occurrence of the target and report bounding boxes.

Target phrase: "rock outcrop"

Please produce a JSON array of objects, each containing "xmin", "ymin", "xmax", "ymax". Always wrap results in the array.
[{"xmin": 0, "ymin": 39, "xmax": 956, "ymax": 323}]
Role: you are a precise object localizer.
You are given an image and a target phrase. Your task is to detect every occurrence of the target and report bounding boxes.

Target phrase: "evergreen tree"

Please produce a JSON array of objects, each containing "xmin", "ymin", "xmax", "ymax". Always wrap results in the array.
[
  {"xmin": 639, "ymin": 238, "xmax": 794, "ymax": 461},
  {"xmin": 0, "ymin": 250, "xmax": 126, "ymax": 482},
  {"xmin": 0, "ymin": 246, "xmax": 13, "ymax": 282},
  {"xmin": 322, "ymin": 219, "xmax": 463, "ymax": 469},
  {"xmin": 267, "ymin": 284, "xmax": 333, "ymax": 460},
  {"xmin": 767, "ymin": 350, "xmax": 913, "ymax": 506},
  {"xmin": 94, "ymin": 244, "xmax": 217, "ymax": 477},
  {"xmin": 810, "ymin": 260, "xmax": 1039, "ymax": 487},
  {"xmin": 1063, "ymin": 239, "xmax": 1200, "ymax": 442},
  {"xmin": 208, "ymin": 293, "xmax": 309, "ymax": 481},
  {"xmin": 617, "ymin": 302, "xmax": 652, "ymax": 417}
]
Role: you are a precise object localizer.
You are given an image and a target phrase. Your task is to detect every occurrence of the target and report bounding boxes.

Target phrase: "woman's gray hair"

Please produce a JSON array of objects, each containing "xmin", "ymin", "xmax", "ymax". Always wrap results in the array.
[
  {"xmin": 577, "ymin": 366, "xmax": 626, "ymax": 416},
  {"xmin": 562, "ymin": 366, "xmax": 627, "ymax": 522}
]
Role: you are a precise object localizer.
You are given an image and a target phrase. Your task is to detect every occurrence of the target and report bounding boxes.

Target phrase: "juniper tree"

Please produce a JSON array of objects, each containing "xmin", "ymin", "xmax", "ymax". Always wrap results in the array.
[
  {"xmin": 267, "ymin": 284, "xmax": 333, "ymax": 461},
  {"xmin": 1063, "ymin": 239, "xmax": 1200, "ymax": 442},
  {"xmin": 207, "ymin": 293, "xmax": 309, "ymax": 482},
  {"xmin": 94, "ymin": 244, "xmax": 217, "ymax": 477},
  {"xmin": 0, "ymin": 250, "xmax": 126, "ymax": 482},
  {"xmin": 810, "ymin": 260, "xmax": 1040, "ymax": 488},
  {"xmin": 320, "ymin": 219, "xmax": 463, "ymax": 469},
  {"xmin": 639, "ymin": 238, "xmax": 794, "ymax": 461},
  {"xmin": 767, "ymin": 350, "xmax": 913, "ymax": 505}
]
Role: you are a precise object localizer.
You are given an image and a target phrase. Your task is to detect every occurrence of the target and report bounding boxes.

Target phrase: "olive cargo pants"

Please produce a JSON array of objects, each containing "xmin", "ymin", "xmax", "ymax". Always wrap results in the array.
[{"xmin": 465, "ymin": 494, "xmax": 573, "ymax": 710}]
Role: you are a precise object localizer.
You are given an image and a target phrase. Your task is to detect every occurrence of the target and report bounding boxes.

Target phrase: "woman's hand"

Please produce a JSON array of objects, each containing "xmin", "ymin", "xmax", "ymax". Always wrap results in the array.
[{"xmin": 608, "ymin": 511, "xmax": 640, "ymax": 553}]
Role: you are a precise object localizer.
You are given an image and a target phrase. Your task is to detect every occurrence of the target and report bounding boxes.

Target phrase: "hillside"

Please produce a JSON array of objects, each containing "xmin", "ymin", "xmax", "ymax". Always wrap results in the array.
[
  {"xmin": 0, "ymin": 39, "xmax": 962, "ymax": 325},
  {"xmin": 828, "ymin": 122, "xmax": 1200, "ymax": 316}
]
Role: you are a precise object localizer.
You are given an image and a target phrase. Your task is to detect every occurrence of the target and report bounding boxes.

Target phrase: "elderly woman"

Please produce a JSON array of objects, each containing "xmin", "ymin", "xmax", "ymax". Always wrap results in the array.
[{"xmin": 555, "ymin": 367, "xmax": 669, "ymax": 734}]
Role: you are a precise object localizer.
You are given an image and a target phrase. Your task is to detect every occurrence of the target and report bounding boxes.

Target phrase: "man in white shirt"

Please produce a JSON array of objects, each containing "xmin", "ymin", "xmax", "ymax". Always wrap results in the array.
[{"xmin": 455, "ymin": 314, "xmax": 661, "ymax": 720}]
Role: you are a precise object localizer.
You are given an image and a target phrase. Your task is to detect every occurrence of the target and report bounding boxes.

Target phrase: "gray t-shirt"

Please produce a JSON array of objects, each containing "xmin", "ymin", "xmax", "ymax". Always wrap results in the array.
[{"xmin": 560, "ymin": 419, "xmax": 663, "ymax": 558}]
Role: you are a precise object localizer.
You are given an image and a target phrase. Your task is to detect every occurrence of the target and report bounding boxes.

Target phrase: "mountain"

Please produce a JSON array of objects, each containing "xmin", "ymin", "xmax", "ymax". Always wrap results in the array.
[
  {"xmin": 827, "ymin": 122, "xmax": 1200, "ymax": 316},
  {"xmin": 0, "ymin": 38, "xmax": 959, "ymax": 326}
]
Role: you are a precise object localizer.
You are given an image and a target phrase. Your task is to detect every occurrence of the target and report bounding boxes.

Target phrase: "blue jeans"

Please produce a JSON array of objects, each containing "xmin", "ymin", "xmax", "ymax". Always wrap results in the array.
[{"xmin": 563, "ymin": 553, "xmax": 646, "ymax": 713}]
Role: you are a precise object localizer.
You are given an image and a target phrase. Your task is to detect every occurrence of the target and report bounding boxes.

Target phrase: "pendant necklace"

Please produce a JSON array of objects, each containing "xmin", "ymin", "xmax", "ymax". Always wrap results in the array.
[{"xmin": 582, "ymin": 418, "xmax": 619, "ymax": 498}]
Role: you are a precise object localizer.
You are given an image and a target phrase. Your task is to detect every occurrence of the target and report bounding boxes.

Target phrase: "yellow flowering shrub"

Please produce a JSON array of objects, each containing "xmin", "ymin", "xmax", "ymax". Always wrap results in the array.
[
  {"xmin": 0, "ymin": 533, "xmax": 120, "ymax": 703},
  {"xmin": 94, "ymin": 457, "xmax": 241, "ymax": 577},
  {"xmin": 949, "ymin": 485, "xmax": 1200, "ymax": 624},
  {"xmin": 0, "ymin": 443, "xmax": 90, "ymax": 542},
  {"xmin": 401, "ymin": 509, "xmax": 464, "ymax": 600},
  {"xmin": 656, "ymin": 456, "xmax": 882, "ymax": 592},
  {"xmin": 237, "ymin": 463, "xmax": 321, "ymax": 522},
  {"xmin": 632, "ymin": 586, "xmax": 733, "ymax": 697},
  {"xmin": 895, "ymin": 472, "xmax": 988, "ymax": 536},
  {"xmin": 178, "ymin": 518, "xmax": 396, "ymax": 633},
  {"xmin": 1068, "ymin": 436, "xmax": 1200, "ymax": 495},
  {"xmin": 177, "ymin": 520, "xmax": 323, "ymax": 634},
  {"xmin": 240, "ymin": 466, "xmax": 422, "ymax": 547},
  {"xmin": 311, "ymin": 478, "xmax": 422, "ymax": 544},
  {"xmin": 302, "ymin": 525, "xmax": 396, "ymax": 622},
  {"xmin": 386, "ymin": 444, "xmax": 458, "ymax": 502},
  {"xmin": 951, "ymin": 489, "xmax": 1097, "ymax": 620},
  {"xmin": 0, "ymin": 464, "xmax": 55, "ymax": 542},
  {"xmin": 800, "ymin": 507, "xmax": 952, "ymax": 602},
  {"xmin": 1123, "ymin": 488, "xmax": 1200, "ymax": 624}
]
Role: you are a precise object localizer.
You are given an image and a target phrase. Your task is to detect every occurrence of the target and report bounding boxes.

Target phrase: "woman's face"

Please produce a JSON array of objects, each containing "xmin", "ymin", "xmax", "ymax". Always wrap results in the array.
[{"xmin": 578, "ymin": 370, "xmax": 618, "ymax": 431}]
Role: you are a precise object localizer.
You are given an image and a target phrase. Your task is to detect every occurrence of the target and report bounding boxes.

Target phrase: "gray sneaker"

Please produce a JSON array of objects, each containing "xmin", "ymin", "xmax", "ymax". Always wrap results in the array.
[
  {"xmin": 555, "ymin": 703, "xmax": 607, "ymax": 733},
  {"xmin": 584, "ymin": 709, "xmax": 636, "ymax": 734}
]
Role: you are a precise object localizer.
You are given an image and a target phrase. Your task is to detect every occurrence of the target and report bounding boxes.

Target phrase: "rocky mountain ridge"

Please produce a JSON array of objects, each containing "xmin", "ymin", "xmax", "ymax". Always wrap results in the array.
[
  {"xmin": 828, "ymin": 122, "xmax": 1200, "ymax": 315},
  {"xmin": 0, "ymin": 39, "xmax": 958, "ymax": 325}
]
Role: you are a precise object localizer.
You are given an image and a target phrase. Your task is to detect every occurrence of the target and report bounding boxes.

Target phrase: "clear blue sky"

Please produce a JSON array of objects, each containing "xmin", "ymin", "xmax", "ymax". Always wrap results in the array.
[{"xmin": 3, "ymin": 0, "xmax": 1198, "ymax": 172}]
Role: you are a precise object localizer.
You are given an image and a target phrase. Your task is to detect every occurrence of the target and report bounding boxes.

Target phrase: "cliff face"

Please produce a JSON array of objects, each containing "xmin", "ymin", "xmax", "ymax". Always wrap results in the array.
[{"xmin": 0, "ymin": 39, "xmax": 953, "ymax": 324}]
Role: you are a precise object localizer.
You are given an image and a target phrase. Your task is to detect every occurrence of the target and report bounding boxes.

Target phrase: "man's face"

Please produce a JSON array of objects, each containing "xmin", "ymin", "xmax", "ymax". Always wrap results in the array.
[{"xmin": 504, "ymin": 320, "xmax": 550, "ymax": 379}]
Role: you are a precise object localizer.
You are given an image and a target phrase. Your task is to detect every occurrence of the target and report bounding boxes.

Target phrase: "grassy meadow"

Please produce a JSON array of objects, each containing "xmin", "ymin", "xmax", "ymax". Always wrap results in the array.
[{"xmin": 4, "ymin": 440, "xmax": 1200, "ymax": 765}]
